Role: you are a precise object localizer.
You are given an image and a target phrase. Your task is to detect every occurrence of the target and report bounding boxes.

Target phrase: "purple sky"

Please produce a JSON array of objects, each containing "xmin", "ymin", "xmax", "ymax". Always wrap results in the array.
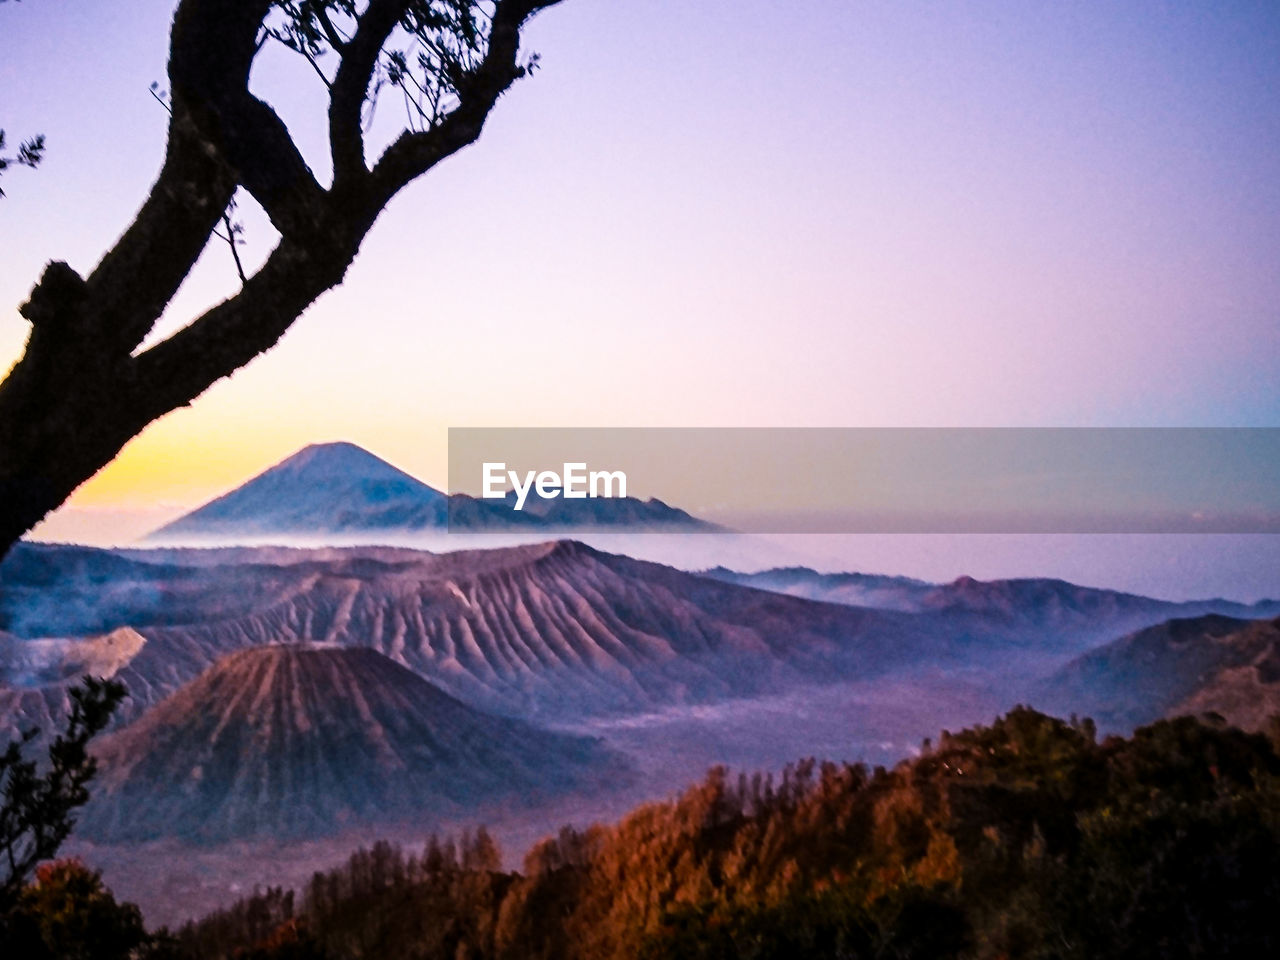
[{"xmin": 2, "ymin": 0, "xmax": 1279, "ymax": 536}]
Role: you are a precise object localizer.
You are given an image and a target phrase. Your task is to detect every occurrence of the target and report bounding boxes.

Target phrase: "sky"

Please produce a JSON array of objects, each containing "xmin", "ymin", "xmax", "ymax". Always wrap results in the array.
[{"xmin": 2, "ymin": 0, "xmax": 1279, "ymax": 545}]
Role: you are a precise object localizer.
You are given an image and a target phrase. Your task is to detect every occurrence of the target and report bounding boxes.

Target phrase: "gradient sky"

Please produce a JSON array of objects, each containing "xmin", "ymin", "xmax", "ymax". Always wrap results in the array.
[{"xmin": 2, "ymin": 1, "xmax": 1279, "ymax": 542}]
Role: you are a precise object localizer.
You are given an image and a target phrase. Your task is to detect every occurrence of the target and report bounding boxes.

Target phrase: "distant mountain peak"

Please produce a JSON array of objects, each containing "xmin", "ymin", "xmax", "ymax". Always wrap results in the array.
[
  {"xmin": 147, "ymin": 442, "xmax": 714, "ymax": 542},
  {"xmin": 261, "ymin": 441, "xmax": 425, "ymax": 482},
  {"xmin": 293, "ymin": 440, "xmax": 368, "ymax": 457},
  {"xmin": 147, "ymin": 442, "xmax": 447, "ymax": 541}
]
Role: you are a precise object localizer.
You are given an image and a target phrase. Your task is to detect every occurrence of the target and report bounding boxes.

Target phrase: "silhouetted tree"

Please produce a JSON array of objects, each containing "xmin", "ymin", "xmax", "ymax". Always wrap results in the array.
[
  {"xmin": 461, "ymin": 827, "xmax": 502, "ymax": 873},
  {"xmin": 0, "ymin": 0, "xmax": 564, "ymax": 559},
  {"xmin": 4, "ymin": 858, "xmax": 148, "ymax": 960},
  {"xmin": 0, "ymin": 676, "xmax": 125, "ymax": 913},
  {"xmin": 0, "ymin": 128, "xmax": 46, "ymax": 198}
]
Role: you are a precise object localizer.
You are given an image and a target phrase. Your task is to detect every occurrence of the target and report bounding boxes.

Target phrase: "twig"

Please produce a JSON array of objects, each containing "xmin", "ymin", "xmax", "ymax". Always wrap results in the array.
[
  {"xmin": 149, "ymin": 82, "xmax": 245, "ymax": 286},
  {"xmin": 221, "ymin": 210, "xmax": 247, "ymax": 284}
]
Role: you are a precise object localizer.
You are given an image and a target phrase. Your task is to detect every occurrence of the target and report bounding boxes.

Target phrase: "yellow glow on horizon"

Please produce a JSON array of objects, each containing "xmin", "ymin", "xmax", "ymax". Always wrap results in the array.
[
  {"xmin": 71, "ymin": 421, "xmax": 304, "ymax": 508},
  {"xmin": 65, "ymin": 399, "xmax": 452, "ymax": 512}
]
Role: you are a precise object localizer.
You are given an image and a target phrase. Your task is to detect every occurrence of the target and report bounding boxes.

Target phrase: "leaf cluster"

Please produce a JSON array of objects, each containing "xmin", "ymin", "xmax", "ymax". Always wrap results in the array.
[
  {"xmin": 264, "ymin": 1, "xmax": 536, "ymax": 132},
  {"xmin": 0, "ymin": 129, "xmax": 46, "ymax": 198},
  {"xmin": 0, "ymin": 676, "xmax": 126, "ymax": 912}
]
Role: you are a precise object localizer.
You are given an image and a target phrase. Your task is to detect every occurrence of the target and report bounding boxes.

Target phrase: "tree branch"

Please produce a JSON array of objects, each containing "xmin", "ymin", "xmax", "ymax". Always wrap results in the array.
[
  {"xmin": 221, "ymin": 207, "xmax": 248, "ymax": 285},
  {"xmin": 313, "ymin": 4, "xmax": 351, "ymax": 52},
  {"xmin": 130, "ymin": 235, "xmax": 357, "ymax": 422},
  {"xmin": 169, "ymin": 0, "xmax": 328, "ymax": 239},
  {"xmin": 329, "ymin": 0, "xmax": 410, "ymax": 187},
  {"xmin": 368, "ymin": 0, "xmax": 561, "ymax": 205},
  {"xmin": 76, "ymin": 110, "xmax": 237, "ymax": 355}
]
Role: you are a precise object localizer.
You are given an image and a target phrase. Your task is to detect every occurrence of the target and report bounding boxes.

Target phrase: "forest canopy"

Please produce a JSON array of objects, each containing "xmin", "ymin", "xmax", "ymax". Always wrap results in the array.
[{"xmin": 166, "ymin": 707, "xmax": 1280, "ymax": 960}]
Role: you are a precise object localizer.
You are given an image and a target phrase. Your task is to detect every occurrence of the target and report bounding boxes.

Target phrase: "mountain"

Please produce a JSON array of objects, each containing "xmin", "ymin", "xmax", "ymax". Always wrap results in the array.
[
  {"xmin": 5, "ymin": 541, "xmax": 1278, "ymax": 743},
  {"xmin": 702, "ymin": 567, "xmax": 935, "ymax": 611},
  {"xmin": 0, "ymin": 625, "xmax": 147, "ymax": 744},
  {"xmin": 147, "ymin": 442, "xmax": 713, "ymax": 541},
  {"xmin": 492, "ymin": 490, "xmax": 714, "ymax": 529},
  {"xmin": 1038, "ymin": 614, "xmax": 1280, "ymax": 732},
  {"xmin": 79, "ymin": 645, "xmax": 627, "ymax": 843},
  {"xmin": 149, "ymin": 442, "xmax": 456, "ymax": 539},
  {"xmin": 0, "ymin": 541, "xmax": 951, "ymax": 734},
  {"xmin": 705, "ymin": 567, "xmax": 1280, "ymax": 652},
  {"xmin": 910, "ymin": 575, "xmax": 1277, "ymax": 651},
  {"xmin": 0, "ymin": 626, "xmax": 144, "ymax": 687}
]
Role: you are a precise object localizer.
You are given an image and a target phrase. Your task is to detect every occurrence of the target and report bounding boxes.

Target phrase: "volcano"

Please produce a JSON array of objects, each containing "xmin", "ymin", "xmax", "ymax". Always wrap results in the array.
[
  {"xmin": 147, "ymin": 441, "xmax": 711, "ymax": 540},
  {"xmin": 80, "ymin": 645, "xmax": 627, "ymax": 843}
]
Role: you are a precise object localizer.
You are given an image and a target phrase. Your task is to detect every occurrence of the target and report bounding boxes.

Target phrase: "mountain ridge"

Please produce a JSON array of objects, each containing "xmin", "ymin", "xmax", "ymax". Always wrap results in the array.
[
  {"xmin": 5, "ymin": 540, "xmax": 1278, "ymax": 744},
  {"xmin": 704, "ymin": 565, "xmax": 1280, "ymax": 650},
  {"xmin": 1, "ymin": 540, "xmax": 950, "ymax": 735},
  {"xmin": 1038, "ymin": 613, "xmax": 1280, "ymax": 731}
]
